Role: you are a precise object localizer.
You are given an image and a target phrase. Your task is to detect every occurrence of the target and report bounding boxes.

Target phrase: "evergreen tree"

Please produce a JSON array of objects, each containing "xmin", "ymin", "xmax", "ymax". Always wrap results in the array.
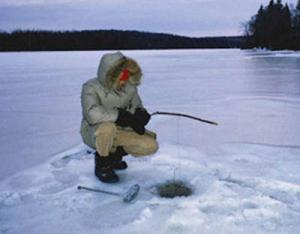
[
  {"xmin": 244, "ymin": 5, "xmax": 267, "ymax": 48},
  {"xmin": 296, "ymin": 0, "xmax": 300, "ymax": 48},
  {"xmin": 244, "ymin": 0, "xmax": 298, "ymax": 50},
  {"xmin": 281, "ymin": 4, "xmax": 293, "ymax": 49},
  {"xmin": 256, "ymin": 5, "xmax": 268, "ymax": 47},
  {"xmin": 262, "ymin": 0, "xmax": 273, "ymax": 48}
]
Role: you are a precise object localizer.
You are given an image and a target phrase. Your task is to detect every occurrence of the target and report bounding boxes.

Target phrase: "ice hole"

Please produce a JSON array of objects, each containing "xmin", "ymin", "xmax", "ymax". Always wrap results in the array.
[{"xmin": 157, "ymin": 180, "xmax": 192, "ymax": 198}]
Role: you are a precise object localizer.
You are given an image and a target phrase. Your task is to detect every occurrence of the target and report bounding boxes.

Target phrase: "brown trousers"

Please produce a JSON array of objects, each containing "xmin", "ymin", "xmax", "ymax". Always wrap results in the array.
[{"xmin": 94, "ymin": 122, "xmax": 158, "ymax": 157}]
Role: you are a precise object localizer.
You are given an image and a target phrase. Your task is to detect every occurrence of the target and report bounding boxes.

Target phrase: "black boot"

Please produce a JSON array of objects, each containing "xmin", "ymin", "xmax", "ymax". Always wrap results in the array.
[
  {"xmin": 94, "ymin": 152, "xmax": 119, "ymax": 183},
  {"xmin": 110, "ymin": 146, "xmax": 128, "ymax": 170}
]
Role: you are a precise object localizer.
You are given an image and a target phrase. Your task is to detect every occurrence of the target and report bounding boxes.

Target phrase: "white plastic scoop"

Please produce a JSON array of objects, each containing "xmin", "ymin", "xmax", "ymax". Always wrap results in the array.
[{"xmin": 77, "ymin": 184, "xmax": 140, "ymax": 203}]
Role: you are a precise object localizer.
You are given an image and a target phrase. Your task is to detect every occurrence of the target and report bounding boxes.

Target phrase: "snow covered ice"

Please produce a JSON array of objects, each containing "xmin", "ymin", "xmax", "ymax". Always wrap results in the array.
[{"xmin": 0, "ymin": 49, "xmax": 300, "ymax": 233}]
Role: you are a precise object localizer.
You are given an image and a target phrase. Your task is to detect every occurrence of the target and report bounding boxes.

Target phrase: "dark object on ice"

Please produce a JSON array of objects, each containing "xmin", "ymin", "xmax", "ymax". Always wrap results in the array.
[
  {"xmin": 151, "ymin": 111, "xmax": 218, "ymax": 126},
  {"xmin": 110, "ymin": 147, "xmax": 128, "ymax": 170},
  {"xmin": 94, "ymin": 148, "xmax": 127, "ymax": 183},
  {"xmin": 94, "ymin": 153, "xmax": 119, "ymax": 183},
  {"xmin": 111, "ymin": 159, "xmax": 128, "ymax": 170},
  {"xmin": 157, "ymin": 180, "xmax": 192, "ymax": 198},
  {"xmin": 77, "ymin": 184, "xmax": 140, "ymax": 203}
]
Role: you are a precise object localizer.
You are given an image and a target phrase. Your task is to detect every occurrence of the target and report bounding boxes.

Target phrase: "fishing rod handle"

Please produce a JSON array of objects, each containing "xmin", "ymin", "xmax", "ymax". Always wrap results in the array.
[{"xmin": 77, "ymin": 185, "xmax": 120, "ymax": 196}]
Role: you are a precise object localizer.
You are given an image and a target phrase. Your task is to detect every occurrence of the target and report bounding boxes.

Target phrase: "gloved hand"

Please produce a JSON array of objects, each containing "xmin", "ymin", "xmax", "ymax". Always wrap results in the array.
[
  {"xmin": 134, "ymin": 108, "xmax": 151, "ymax": 126},
  {"xmin": 116, "ymin": 109, "xmax": 145, "ymax": 135}
]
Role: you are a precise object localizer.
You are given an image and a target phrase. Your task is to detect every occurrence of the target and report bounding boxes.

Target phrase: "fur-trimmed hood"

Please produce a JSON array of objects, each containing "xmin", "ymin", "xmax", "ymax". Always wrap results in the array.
[{"xmin": 97, "ymin": 51, "xmax": 142, "ymax": 90}]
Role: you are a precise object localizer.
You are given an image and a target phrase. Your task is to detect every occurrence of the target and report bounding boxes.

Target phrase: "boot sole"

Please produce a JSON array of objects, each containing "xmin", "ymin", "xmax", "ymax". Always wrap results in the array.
[{"xmin": 96, "ymin": 175, "xmax": 119, "ymax": 183}]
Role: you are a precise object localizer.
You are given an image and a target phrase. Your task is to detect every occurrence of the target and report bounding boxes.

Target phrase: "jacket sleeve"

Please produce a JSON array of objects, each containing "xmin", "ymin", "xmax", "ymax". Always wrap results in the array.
[
  {"xmin": 81, "ymin": 83, "xmax": 118, "ymax": 125},
  {"xmin": 130, "ymin": 89, "xmax": 144, "ymax": 110}
]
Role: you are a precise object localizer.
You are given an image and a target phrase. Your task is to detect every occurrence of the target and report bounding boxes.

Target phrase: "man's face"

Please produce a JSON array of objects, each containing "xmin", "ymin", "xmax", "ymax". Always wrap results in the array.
[
  {"xmin": 115, "ymin": 68, "xmax": 132, "ymax": 91},
  {"xmin": 116, "ymin": 78, "xmax": 127, "ymax": 91}
]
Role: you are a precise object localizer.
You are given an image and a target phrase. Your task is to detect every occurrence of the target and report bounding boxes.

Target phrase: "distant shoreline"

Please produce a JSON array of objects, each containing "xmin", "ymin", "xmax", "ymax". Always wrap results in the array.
[{"xmin": 0, "ymin": 29, "xmax": 246, "ymax": 52}]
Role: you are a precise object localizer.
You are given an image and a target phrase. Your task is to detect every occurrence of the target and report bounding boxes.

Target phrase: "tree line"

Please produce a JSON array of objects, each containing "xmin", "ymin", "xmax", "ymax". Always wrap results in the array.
[
  {"xmin": 243, "ymin": 0, "xmax": 300, "ymax": 50},
  {"xmin": 0, "ymin": 29, "xmax": 245, "ymax": 52}
]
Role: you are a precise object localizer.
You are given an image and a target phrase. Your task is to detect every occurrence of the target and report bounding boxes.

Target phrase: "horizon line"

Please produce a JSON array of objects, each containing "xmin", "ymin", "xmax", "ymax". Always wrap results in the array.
[{"xmin": 0, "ymin": 28, "xmax": 245, "ymax": 39}]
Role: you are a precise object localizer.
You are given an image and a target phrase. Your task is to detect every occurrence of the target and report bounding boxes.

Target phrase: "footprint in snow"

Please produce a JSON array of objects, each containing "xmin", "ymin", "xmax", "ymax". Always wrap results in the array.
[{"xmin": 51, "ymin": 149, "xmax": 93, "ymax": 168}]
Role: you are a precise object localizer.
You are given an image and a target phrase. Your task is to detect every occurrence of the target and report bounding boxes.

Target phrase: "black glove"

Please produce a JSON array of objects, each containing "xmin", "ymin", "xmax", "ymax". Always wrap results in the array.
[
  {"xmin": 116, "ymin": 109, "xmax": 145, "ymax": 135},
  {"xmin": 115, "ymin": 108, "xmax": 132, "ymax": 127},
  {"xmin": 134, "ymin": 108, "xmax": 151, "ymax": 126}
]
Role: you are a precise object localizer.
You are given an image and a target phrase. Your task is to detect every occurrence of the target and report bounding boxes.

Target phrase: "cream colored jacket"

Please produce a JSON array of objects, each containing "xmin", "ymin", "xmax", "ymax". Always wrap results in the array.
[{"xmin": 80, "ymin": 51, "xmax": 145, "ymax": 149}]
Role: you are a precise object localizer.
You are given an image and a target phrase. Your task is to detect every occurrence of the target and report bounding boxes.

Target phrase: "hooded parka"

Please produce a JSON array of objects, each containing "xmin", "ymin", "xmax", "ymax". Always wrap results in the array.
[{"xmin": 80, "ymin": 51, "xmax": 145, "ymax": 149}]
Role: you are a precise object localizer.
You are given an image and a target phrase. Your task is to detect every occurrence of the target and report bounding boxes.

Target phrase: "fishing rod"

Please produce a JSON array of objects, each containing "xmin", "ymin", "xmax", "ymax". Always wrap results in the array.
[{"xmin": 151, "ymin": 111, "xmax": 218, "ymax": 126}]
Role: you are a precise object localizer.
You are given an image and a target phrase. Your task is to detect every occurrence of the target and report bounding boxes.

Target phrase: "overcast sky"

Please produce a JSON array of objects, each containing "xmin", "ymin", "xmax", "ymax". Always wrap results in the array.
[{"xmin": 0, "ymin": 0, "xmax": 297, "ymax": 37}]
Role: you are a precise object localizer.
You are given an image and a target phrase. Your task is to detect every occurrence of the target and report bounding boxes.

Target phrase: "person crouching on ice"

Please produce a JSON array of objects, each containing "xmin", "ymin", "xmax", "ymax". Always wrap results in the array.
[{"xmin": 80, "ymin": 51, "xmax": 159, "ymax": 183}]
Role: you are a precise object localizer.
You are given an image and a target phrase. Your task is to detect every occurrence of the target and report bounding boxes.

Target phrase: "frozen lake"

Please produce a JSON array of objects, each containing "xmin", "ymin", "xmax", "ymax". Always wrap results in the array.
[
  {"xmin": 0, "ymin": 49, "xmax": 300, "ymax": 180},
  {"xmin": 1, "ymin": 49, "xmax": 300, "ymax": 234}
]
